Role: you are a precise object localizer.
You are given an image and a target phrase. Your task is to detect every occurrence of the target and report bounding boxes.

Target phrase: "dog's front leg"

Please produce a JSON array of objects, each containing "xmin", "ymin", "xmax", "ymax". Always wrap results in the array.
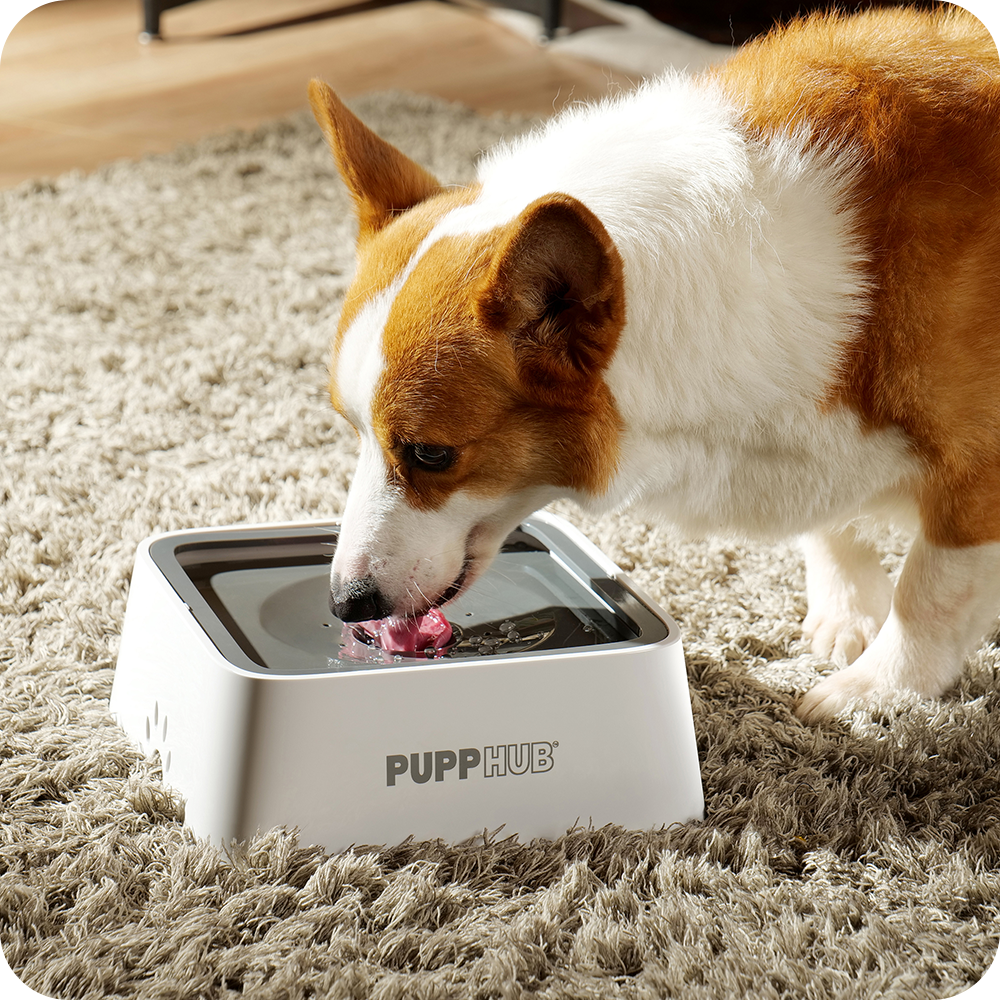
[
  {"xmin": 797, "ymin": 535, "xmax": 1000, "ymax": 722},
  {"xmin": 801, "ymin": 525, "xmax": 893, "ymax": 667}
]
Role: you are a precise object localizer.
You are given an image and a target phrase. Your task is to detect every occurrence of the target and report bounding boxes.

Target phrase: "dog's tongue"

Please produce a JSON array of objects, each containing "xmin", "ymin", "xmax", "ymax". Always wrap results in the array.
[{"xmin": 361, "ymin": 607, "xmax": 453, "ymax": 654}]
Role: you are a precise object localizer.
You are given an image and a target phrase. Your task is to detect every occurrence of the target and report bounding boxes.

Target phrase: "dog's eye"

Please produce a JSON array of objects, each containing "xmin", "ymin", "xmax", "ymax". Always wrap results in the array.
[{"xmin": 405, "ymin": 443, "xmax": 455, "ymax": 472}]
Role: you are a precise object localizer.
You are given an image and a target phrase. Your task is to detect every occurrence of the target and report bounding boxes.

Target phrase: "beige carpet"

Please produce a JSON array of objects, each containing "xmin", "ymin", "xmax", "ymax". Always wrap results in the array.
[{"xmin": 1, "ymin": 90, "xmax": 999, "ymax": 1000}]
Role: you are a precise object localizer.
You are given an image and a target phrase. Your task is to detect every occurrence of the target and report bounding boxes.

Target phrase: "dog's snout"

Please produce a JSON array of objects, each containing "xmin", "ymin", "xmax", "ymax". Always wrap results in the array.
[{"xmin": 330, "ymin": 574, "xmax": 393, "ymax": 623}]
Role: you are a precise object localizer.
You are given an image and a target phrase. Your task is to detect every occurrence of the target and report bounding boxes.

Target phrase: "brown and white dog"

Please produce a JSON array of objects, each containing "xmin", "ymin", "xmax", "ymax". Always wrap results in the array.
[{"xmin": 308, "ymin": 6, "xmax": 1000, "ymax": 722}]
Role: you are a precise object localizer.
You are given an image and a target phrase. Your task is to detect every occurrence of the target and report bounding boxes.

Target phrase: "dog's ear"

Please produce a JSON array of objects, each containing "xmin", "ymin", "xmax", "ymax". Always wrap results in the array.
[
  {"xmin": 477, "ymin": 194, "xmax": 625, "ymax": 382},
  {"xmin": 309, "ymin": 79, "xmax": 442, "ymax": 241}
]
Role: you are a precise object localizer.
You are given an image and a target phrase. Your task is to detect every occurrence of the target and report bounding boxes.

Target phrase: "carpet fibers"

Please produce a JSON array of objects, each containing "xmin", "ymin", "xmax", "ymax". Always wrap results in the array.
[{"xmin": 1, "ymin": 91, "xmax": 998, "ymax": 1000}]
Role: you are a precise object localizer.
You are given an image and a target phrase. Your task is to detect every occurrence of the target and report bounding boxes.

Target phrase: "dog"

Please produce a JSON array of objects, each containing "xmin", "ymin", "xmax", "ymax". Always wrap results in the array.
[{"xmin": 307, "ymin": 5, "xmax": 1000, "ymax": 723}]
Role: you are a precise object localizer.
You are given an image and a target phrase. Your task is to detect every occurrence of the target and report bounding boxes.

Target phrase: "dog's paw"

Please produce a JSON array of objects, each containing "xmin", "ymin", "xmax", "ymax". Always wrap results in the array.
[
  {"xmin": 800, "ymin": 528, "xmax": 892, "ymax": 667},
  {"xmin": 802, "ymin": 606, "xmax": 884, "ymax": 666},
  {"xmin": 796, "ymin": 633, "xmax": 954, "ymax": 724},
  {"xmin": 796, "ymin": 661, "xmax": 880, "ymax": 723}
]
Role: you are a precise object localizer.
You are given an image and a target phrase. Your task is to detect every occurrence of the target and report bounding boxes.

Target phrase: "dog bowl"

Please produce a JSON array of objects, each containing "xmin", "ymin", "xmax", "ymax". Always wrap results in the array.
[{"xmin": 110, "ymin": 511, "xmax": 704, "ymax": 850}]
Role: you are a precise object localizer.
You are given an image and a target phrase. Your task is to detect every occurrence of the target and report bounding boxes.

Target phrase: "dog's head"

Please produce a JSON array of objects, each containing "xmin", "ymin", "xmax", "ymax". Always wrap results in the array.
[{"xmin": 309, "ymin": 82, "xmax": 627, "ymax": 622}]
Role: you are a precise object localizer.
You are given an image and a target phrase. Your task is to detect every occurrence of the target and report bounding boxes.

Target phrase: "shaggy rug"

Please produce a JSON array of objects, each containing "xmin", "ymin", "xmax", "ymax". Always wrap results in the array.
[{"xmin": 1, "ymin": 90, "xmax": 999, "ymax": 1000}]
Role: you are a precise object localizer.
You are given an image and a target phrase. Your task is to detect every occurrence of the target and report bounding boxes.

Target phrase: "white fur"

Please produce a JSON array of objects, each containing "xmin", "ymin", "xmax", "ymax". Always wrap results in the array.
[
  {"xmin": 335, "ymin": 283, "xmax": 394, "ymax": 430},
  {"xmin": 418, "ymin": 76, "xmax": 921, "ymax": 535}
]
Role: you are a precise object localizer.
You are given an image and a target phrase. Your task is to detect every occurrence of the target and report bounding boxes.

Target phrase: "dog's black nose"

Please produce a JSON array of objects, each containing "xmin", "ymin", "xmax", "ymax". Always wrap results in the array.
[{"xmin": 330, "ymin": 575, "xmax": 394, "ymax": 622}]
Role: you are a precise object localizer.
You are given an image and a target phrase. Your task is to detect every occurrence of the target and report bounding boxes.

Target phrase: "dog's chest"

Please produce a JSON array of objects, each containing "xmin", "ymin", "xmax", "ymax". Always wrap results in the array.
[{"xmin": 609, "ymin": 408, "xmax": 919, "ymax": 538}]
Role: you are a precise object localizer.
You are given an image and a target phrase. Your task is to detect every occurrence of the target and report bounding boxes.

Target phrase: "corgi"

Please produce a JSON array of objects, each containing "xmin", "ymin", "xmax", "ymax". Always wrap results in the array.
[{"xmin": 307, "ymin": 5, "xmax": 1000, "ymax": 723}]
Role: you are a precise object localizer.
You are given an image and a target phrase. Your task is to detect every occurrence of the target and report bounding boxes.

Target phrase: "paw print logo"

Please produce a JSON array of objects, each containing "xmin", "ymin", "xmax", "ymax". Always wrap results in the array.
[{"xmin": 142, "ymin": 700, "xmax": 172, "ymax": 776}]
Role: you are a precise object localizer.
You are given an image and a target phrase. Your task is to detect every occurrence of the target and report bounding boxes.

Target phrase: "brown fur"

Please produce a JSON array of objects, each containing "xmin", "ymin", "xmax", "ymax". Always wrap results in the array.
[
  {"xmin": 712, "ymin": 6, "xmax": 1000, "ymax": 546},
  {"xmin": 307, "ymin": 80, "xmax": 440, "ymax": 245},
  {"xmin": 329, "ymin": 186, "xmax": 482, "ymax": 413},
  {"xmin": 371, "ymin": 199, "xmax": 626, "ymax": 512},
  {"xmin": 309, "ymin": 77, "xmax": 626, "ymax": 514}
]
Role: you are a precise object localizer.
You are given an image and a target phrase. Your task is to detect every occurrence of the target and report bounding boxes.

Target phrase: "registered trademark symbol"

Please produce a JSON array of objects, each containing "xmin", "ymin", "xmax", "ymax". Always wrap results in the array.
[{"xmin": 552, "ymin": 741, "xmax": 559, "ymax": 747}]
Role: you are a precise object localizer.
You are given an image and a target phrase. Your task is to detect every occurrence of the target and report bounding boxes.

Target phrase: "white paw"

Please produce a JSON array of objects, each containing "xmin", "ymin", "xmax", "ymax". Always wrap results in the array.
[
  {"xmin": 797, "ymin": 618, "xmax": 960, "ymax": 724},
  {"xmin": 800, "ymin": 527, "xmax": 892, "ymax": 667},
  {"xmin": 802, "ymin": 607, "xmax": 884, "ymax": 666},
  {"xmin": 796, "ymin": 660, "xmax": 881, "ymax": 723}
]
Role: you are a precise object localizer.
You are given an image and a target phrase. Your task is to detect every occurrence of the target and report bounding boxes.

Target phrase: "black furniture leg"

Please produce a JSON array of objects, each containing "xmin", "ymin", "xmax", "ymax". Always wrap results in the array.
[
  {"xmin": 140, "ymin": 0, "xmax": 163, "ymax": 41},
  {"xmin": 540, "ymin": 0, "xmax": 562, "ymax": 40},
  {"xmin": 139, "ymin": 0, "xmax": 201, "ymax": 43}
]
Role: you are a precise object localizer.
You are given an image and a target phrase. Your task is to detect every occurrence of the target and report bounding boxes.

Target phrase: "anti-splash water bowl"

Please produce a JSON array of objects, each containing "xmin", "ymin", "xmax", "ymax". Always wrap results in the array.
[{"xmin": 110, "ymin": 511, "xmax": 704, "ymax": 850}]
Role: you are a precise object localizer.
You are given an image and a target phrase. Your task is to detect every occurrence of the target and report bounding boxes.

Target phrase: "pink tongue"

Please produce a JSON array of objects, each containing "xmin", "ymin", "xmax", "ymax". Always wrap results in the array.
[{"xmin": 360, "ymin": 607, "xmax": 453, "ymax": 654}]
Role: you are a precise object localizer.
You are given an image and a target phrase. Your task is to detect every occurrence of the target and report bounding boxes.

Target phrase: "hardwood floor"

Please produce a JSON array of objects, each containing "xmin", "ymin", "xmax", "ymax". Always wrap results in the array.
[{"xmin": 0, "ymin": 0, "xmax": 628, "ymax": 188}]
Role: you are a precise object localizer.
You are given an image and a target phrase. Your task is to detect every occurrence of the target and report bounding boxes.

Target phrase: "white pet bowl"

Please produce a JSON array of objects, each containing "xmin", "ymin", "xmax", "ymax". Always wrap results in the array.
[{"xmin": 110, "ymin": 511, "xmax": 704, "ymax": 850}]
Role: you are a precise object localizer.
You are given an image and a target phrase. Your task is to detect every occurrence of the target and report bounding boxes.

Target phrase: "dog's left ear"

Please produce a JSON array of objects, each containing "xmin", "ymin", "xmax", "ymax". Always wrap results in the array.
[
  {"xmin": 309, "ymin": 79, "xmax": 442, "ymax": 242},
  {"xmin": 476, "ymin": 194, "xmax": 625, "ymax": 381}
]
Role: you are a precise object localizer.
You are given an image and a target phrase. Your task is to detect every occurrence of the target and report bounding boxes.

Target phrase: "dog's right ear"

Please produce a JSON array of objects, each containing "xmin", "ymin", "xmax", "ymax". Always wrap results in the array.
[{"xmin": 308, "ymin": 80, "xmax": 442, "ymax": 242}]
